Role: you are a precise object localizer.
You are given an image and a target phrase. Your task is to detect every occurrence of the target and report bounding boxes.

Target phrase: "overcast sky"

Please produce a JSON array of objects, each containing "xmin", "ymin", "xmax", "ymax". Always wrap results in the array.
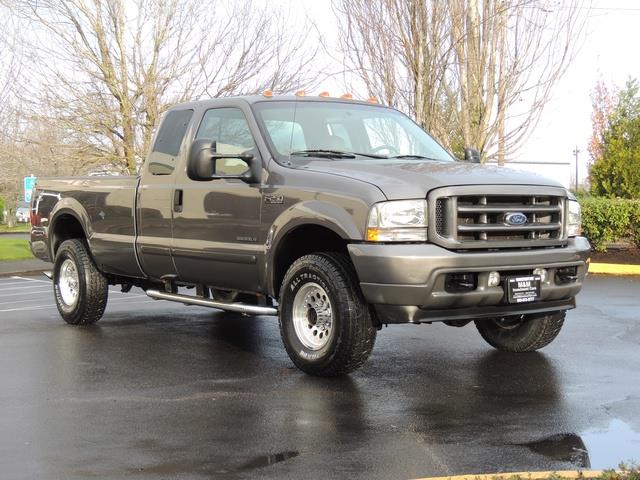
[{"xmin": 287, "ymin": 0, "xmax": 639, "ymax": 185}]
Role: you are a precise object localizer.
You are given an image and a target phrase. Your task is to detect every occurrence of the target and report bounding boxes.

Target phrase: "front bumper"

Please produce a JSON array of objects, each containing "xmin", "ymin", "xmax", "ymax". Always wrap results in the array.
[{"xmin": 347, "ymin": 236, "xmax": 591, "ymax": 324}]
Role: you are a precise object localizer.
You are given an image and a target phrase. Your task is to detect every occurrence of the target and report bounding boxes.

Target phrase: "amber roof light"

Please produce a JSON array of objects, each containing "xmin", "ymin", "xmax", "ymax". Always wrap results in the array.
[{"xmin": 262, "ymin": 89, "xmax": 273, "ymax": 97}]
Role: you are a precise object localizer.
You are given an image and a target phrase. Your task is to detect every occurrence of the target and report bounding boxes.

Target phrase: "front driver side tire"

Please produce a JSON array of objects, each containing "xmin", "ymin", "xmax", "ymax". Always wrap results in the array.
[
  {"xmin": 53, "ymin": 239, "xmax": 108, "ymax": 325},
  {"xmin": 279, "ymin": 252, "xmax": 377, "ymax": 377}
]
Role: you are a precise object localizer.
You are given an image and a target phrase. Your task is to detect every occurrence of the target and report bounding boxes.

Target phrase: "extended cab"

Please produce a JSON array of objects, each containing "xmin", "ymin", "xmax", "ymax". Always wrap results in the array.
[{"xmin": 30, "ymin": 96, "xmax": 590, "ymax": 376}]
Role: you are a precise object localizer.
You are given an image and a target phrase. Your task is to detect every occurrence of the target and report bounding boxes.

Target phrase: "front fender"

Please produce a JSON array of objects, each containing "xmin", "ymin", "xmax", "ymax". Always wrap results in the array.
[{"xmin": 263, "ymin": 200, "xmax": 365, "ymax": 295}]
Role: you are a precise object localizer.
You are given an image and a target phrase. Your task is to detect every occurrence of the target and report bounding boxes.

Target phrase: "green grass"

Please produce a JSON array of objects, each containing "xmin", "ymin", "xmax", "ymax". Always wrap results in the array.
[
  {"xmin": 0, "ymin": 238, "xmax": 34, "ymax": 261},
  {"xmin": 0, "ymin": 223, "xmax": 30, "ymax": 233}
]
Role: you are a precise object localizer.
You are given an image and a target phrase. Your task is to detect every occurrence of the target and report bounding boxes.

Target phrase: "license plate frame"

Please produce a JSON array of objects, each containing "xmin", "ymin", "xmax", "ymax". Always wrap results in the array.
[{"xmin": 506, "ymin": 275, "xmax": 541, "ymax": 304}]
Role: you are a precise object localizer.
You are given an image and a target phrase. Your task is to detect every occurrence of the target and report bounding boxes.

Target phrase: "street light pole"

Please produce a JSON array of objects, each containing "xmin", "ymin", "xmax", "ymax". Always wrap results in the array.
[{"xmin": 572, "ymin": 146, "xmax": 580, "ymax": 192}]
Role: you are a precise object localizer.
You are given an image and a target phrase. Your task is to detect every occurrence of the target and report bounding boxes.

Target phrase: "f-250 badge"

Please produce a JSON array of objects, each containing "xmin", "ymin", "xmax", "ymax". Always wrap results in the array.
[{"xmin": 264, "ymin": 193, "xmax": 284, "ymax": 204}]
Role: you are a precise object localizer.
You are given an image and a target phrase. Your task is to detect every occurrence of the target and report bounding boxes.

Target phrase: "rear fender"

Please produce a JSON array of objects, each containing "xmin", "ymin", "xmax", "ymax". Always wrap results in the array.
[{"xmin": 48, "ymin": 198, "xmax": 93, "ymax": 258}]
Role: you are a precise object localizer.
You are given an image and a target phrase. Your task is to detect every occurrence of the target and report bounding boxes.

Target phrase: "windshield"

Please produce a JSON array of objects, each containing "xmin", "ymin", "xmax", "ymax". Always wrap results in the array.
[{"xmin": 253, "ymin": 101, "xmax": 454, "ymax": 163}]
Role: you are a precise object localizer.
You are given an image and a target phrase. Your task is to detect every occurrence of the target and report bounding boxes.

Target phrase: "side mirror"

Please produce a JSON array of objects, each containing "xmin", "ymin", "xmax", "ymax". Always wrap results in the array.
[
  {"xmin": 187, "ymin": 139, "xmax": 257, "ymax": 182},
  {"xmin": 464, "ymin": 147, "xmax": 481, "ymax": 163}
]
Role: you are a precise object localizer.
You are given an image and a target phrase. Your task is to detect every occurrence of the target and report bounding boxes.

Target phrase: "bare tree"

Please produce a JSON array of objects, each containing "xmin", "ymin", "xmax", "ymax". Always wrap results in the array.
[
  {"xmin": 5, "ymin": 0, "xmax": 319, "ymax": 174},
  {"xmin": 334, "ymin": 0, "xmax": 586, "ymax": 163},
  {"xmin": 335, "ymin": 0, "xmax": 456, "ymax": 144}
]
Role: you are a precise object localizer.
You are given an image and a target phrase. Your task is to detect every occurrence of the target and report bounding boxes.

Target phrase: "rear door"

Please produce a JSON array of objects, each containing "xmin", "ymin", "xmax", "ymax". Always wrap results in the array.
[
  {"xmin": 137, "ymin": 108, "xmax": 194, "ymax": 280},
  {"xmin": 171, "ymin": 105, "xmax": 263, "ymax": 291}
]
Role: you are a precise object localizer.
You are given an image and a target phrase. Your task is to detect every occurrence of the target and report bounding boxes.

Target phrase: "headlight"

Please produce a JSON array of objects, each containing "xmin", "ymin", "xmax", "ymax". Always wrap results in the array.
[
  {"xmin": 567, "ymin": 199, "xmax": 581, "ymax": 237},
  {"xmin": 366, "ymin": 200, "xmax": 428, "ymax": 242}
]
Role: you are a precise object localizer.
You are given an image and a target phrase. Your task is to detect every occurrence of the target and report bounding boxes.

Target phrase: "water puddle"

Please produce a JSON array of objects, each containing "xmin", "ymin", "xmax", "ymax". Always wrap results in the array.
[
  {"xmin": 520, "ymin": 419, "xmax": 640, "ymax": 469},
  {"xmin": 235, "ymin": 450, "xmax": 300, "ymax": 471},
  {"xmin": 582, "ymin": 419, "xmax": 640, "ymax": 469}
]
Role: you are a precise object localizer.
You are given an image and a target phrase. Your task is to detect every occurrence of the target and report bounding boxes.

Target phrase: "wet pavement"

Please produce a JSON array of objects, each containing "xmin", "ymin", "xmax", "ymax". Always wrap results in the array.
[{"xmin": 0, "ymin": 274, "xmax": 638, "ymax": 479}]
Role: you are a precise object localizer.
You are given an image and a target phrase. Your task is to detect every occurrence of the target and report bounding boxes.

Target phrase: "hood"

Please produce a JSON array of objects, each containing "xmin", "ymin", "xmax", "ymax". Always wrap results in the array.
[{"xmin": 299, "ymin": 159, "xmax": 566, "ymax": 199}]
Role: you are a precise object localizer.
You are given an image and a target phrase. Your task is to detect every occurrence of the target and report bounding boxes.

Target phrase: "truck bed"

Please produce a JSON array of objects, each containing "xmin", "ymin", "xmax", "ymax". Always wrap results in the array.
[{"xmin": 31, "ymin": 176, "xmax": 144, "ymax": 277}]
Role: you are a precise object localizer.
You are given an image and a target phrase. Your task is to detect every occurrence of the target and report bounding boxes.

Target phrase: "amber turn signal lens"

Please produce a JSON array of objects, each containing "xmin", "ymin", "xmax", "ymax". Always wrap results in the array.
[
  {"xmin": 367, "ymin": 96, "xmax": 378, "ymax": 103},
  {"xmin": 341, "ymin": 93, "xmax": 353, "ymax": 99},
  {"xmin": 262, "ymin": 89, "xmax": 273, "ymax": 97},
  {"xmin": 366, "ymin": 228, "xmax": 380, "ymax": 242},
  {"xmin": 319, "ymin": 91, "xmax": 330, "ymax": 97},
  {"xmin": 295, "ymin": 90, "xmax": 306, "ymax": 97}
]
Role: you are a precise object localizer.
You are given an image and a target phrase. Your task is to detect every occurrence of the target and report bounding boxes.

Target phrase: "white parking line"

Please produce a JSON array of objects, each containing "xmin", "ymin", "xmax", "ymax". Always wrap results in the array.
[
  {"xmin": 0, "ymin": 289, "xmax": 52, "ymax": 298},
  {"xmin": 0, "ymin": 305, "xmax": 56, "ymax": 313},
  {"xmin": 0, "ymin": 284, "xmax": 54, "ymax": 292},
  {"xmin": 0, "ymin": 299, "xmax": 158, "ymax": 314},
  {"xmin": 11, "ymin": 276, "xmax": 49, "ymax": 283},
  {"xmin": 0, "ymin": 298, "xmax": 56, "ymax": 306},
  {"xmin": 0, "ymin": 281, "xmax": 41, "ymax": 287},
  {"xmin": 10, "ymin": 276, "xmax": 144, "ymax": 296}
]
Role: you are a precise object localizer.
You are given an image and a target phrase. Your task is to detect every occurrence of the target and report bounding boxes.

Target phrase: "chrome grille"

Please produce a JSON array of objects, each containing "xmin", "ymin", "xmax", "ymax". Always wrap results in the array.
[{"xmin": 428, "ymin": 186, "xmax": 567, "ymax": 249}]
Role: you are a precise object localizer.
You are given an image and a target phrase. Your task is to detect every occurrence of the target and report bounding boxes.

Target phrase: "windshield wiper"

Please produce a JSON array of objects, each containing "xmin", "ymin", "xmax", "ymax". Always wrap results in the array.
[
  {"xmin": 291, "ymin": 149, "xmax": 356, "ymax": 159},
  {"xmin": 391, "ymin": 154, "xmax": 441, "ymax": 161},
  {"xmin": 290, "ymin": 150, "xmax": 391, "ymax": 160}
]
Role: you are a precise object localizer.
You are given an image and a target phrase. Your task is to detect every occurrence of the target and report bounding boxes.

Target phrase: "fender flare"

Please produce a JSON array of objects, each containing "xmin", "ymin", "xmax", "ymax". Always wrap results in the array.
[
  {"xmin": 48, "ymin": 198, "xmax": 93, "ymax": 259},
  {"xmin": 263, "ymin": 200, "xmax": 364, "ymax": 295}
]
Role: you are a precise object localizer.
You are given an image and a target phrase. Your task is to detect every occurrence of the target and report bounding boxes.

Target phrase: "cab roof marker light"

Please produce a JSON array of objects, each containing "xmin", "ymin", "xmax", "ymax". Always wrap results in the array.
[
  {"xmin": 319, "ymin": 91, "xmax": 330, "ymax": 97},
  {"xmin": 341, "ymin": 93, "xmax": 353, "ymax": 99},
  {"xmin": 295, "ymin": 90, "xmax": 306, "ymax": 97},
  {"xmin": 262, "ymin": 89, "xmax": 273, "ymax": 97},
  {"xmin": 367, "ymin": 96, "xmax": 378, "ymax": 103}
]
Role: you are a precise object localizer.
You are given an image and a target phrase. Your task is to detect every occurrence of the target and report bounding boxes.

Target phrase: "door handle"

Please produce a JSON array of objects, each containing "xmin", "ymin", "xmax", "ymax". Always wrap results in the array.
[{"xmin": 173, "ymin": 189, "xmax": 183, "ymax": 213}]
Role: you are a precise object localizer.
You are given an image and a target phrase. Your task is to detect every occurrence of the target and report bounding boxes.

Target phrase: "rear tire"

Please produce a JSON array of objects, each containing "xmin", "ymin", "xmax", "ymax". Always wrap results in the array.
[
  {"xmin": 279, "ymin": 252, "xmax": 377, "ymax": 377},
  {"xmin": 53, "ymin": 239, "xmax": 108, "ymax": 325},
  {"xmin": 474, "ymin": 311, "xmax": 565, "ymax": 352}
]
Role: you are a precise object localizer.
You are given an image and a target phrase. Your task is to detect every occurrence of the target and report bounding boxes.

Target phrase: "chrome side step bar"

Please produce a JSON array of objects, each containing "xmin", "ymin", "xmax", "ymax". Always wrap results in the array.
[{"xmin": 145, "ymin": 289, "xmax": 278, "ymax": 316}]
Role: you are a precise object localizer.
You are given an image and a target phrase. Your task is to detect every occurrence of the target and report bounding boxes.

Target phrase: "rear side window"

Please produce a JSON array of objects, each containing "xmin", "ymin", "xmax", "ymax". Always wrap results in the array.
[
  {"xmin": 148, "ymin": 109, "xmax": 193, "ymax": 175},
  {"xmin": 152, "ymin": 109, "xmax": 193, "ymax": 157}
]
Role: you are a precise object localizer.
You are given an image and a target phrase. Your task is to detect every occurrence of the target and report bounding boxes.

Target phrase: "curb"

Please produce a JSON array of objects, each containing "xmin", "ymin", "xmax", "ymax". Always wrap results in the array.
[
  {"xmin": 589, "ymin": 262, "xmax": 640, "ymax": 276},
  {"xmin": 414, "ymin": 471, "xmax": 605, "ymax": 480}
]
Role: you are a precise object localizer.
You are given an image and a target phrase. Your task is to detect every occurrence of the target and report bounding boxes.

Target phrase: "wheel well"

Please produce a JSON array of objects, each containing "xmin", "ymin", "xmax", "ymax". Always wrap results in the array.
[
  {"xmin": 51, "ymin": 214, "xmax": 86, "ymax": 256},
  {"xmin": 273, "ymin": 225, "xmax": 349, "ymax": 297}
]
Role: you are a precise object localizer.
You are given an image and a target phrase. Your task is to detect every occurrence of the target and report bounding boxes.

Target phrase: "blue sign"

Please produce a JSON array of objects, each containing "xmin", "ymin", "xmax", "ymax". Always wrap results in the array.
[{"xmin": 24, "ymin": 176, "xmax": 36, "ymax": 203}]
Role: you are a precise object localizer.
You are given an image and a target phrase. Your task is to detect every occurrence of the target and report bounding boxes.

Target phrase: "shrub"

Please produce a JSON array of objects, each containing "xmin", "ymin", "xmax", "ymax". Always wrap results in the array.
[{"xmin": 579, "ymin": 196, "xmax": 640, "ymax": 251}]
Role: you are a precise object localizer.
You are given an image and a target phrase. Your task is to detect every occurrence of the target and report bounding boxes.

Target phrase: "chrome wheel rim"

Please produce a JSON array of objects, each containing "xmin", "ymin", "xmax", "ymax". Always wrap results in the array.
[
  {"xmin": 292, "ymin": 282, "xmax": 333, "ymax": 350},
  {"xmin": 58, "ymin": 258, "xmax": 80, "ymax": 307}
]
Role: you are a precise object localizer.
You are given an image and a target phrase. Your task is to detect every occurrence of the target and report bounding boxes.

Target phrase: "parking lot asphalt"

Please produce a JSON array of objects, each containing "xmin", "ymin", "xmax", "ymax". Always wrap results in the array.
[{"xmin": 0, "ymin": 274, "xmax": 638, "ymax": 480}]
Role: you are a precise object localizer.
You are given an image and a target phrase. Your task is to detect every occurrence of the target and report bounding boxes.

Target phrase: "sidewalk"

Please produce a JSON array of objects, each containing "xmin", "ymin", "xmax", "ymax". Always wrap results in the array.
[{"xmin": 0, "ymin": 259, "xmax": 52, "ymax": 277}]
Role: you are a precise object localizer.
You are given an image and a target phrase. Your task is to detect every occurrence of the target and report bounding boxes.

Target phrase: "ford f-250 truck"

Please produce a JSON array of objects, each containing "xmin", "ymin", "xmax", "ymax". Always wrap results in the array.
[{"xmin": 30, "ymin": 95, "xmax": 590, "ymax": 376}]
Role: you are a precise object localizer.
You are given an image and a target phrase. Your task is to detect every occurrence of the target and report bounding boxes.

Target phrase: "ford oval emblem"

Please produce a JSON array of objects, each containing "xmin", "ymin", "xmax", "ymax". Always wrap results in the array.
[{"xmin": 505, "ymin": 212, "xmax": 528, "ymax": 226}]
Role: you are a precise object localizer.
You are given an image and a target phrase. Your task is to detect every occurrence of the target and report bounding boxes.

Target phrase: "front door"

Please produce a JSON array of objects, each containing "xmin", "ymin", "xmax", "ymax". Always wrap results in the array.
[{"xmin": 172, "ymin": 106, "xmax": 263, "ymax": 292}]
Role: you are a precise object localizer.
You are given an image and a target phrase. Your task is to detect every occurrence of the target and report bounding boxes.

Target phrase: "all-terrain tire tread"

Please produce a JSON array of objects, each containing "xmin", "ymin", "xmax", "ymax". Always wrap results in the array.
[
  {"xmin": 55, "ymin": 239, "xmax": 108, "ymax": 325},
  {"xmin": 279, "ymin": 252, "xmax": 376, "ymax": 376}
]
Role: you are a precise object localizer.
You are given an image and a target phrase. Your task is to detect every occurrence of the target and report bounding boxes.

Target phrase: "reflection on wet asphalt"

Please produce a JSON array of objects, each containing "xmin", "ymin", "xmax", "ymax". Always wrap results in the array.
[
  {"xmin": 520, "ymin": 434, "xmax": 590, "ymax": 468},
  {"xmin": 0, "ymin": 275, "xmax": 639, "ymax": 479}
]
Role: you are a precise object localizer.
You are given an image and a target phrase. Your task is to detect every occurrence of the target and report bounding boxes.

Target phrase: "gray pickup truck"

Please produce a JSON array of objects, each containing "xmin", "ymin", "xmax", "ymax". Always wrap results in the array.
[{"xmin": 30, "ymin": 95, "xmax": 590, "ymax": 376}]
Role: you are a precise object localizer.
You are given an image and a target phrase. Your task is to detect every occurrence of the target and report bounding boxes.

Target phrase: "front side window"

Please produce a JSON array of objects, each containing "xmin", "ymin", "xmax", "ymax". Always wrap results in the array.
[
  {"xmin": 195, "ymin": 108, "xmax": 256, "ymax": 175},
  {"xmin": 253, "ymin": 101, "xmax": 454, "ymax": 163}
]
